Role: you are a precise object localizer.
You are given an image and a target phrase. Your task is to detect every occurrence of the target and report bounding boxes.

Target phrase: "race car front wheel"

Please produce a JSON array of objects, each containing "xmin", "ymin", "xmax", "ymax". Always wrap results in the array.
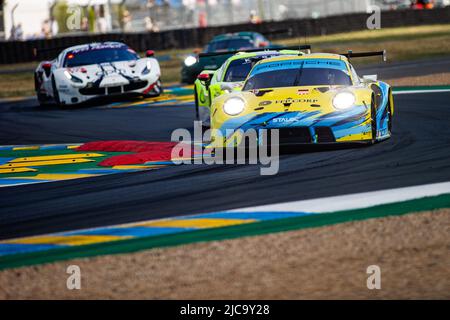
[
  {"xmin": 194, "ymin": 87, "xmax": 200, "ymax": 121},
  {"xmin": 152, "ymin": 79, "xmax": 163, "ymax": 96},
  {"xmin": 143, "ymin": 79, "xmax": 163, "ymax": 98},
  {"xmin": 51, "ymin": 76, "xmax": 61, "ymax": 107},
  {"xmin": 35, "ymin": 73, "xmax": 47, "ymax": 106}
]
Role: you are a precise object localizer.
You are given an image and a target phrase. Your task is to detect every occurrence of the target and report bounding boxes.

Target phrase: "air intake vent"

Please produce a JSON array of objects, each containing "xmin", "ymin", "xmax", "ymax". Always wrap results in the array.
[
  {"xmin": 315, "ymin": 127, "xmax": 335, "ymax": 143},
  {"xmin": 262, "ymin": 127, "xmax": 312, "ymax": 145}
]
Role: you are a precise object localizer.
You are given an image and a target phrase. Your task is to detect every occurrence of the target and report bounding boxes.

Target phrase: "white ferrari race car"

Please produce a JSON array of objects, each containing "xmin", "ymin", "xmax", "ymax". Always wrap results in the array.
[{"xmin": 34, "ymin": 42, "xmax": 162, "ymax": 106}]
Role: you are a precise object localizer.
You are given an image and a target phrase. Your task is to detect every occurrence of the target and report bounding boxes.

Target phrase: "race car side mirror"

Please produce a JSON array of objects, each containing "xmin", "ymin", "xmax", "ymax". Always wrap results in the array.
[
  {"xmin": 198, "ymin": 73, "xmax": 211, "ymax": 83},
  {"xmin": 42, "ymin": 62, "xmax": 52, "ymax": 77},
  {"xmin": 259, "ymin": 41, "xmax": 269, "ymax": 48},
  {"xmin": 146, "ymin": 50, "xmax": 155, "ymax": 57},
  {"xmin": 220, "ymin": 83, "xmax": 235, "ymax": 93},
  {"xmin": 362, "ymin": 74, "xmax": 378, "ymax": 83}
]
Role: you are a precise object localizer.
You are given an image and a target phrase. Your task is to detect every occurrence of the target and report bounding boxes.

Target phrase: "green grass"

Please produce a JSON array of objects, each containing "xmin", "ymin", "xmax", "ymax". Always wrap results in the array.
[
  {"xmin": 0, "ymin": 73, "xmax": 35, "ymax": 98},
  {"xmin": 281, "ymin": 24, "xmax": 450, "ymax": 66},
  {"xmin": 1, "ymin": 24, "xmax": 450, "ymax": 98},
  {"xmin": 283, "ymin": 24, "xmax": 450, "ymax": 45}
]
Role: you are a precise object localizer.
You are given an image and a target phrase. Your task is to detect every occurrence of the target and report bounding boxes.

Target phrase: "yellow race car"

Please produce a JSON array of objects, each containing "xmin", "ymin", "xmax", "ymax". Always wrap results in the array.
[{"xmin": 209, "ymin": 51, "xmax": 394, "ymax": 148}]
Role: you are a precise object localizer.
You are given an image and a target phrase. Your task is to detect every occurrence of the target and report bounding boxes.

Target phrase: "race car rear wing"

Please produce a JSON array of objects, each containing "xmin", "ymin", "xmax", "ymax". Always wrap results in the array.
[
  {"xmin": 342, "ymin": 50, "xmax": 387, "ymax": 62},
  {"xmin": 198, "ymin": 45, "xmax": 312, "ymax": 59}
]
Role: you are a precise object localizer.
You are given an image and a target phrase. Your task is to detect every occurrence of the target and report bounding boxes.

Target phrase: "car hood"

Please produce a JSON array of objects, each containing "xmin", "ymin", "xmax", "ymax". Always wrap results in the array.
[
  {"xmin": 64, "ymin": 60, "xmax": 148, "ymax": 81},
  {"xmin": 190, "ymin": 53, "xmax": 234, "ymax": 71},
  {"xmin": 211, "ymin": 85, "xmax": 373, "ymax": 127}
]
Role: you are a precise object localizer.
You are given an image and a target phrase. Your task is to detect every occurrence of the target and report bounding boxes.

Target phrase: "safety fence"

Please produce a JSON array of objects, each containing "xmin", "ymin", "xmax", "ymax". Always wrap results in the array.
[{"xmin": 0, "ymin": 7, "xmax": 449, "ymax": 64}]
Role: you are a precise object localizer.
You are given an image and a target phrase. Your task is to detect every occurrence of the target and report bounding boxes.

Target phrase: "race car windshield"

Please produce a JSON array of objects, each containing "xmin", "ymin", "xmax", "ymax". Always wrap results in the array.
[
  {"xmin": 243, "ymin": 68, "xmax": 352, "ymax": 90},
  {"xmin": 224, "ymin": 59, "xmax": 255, "ymax": 82},
  {"xmin": 64, "ymin": 48, "xmax": 139, "ymax": 67},
  {"xmin": 207, "ymin": 39, "xmax": 254, "ymax": 52}
]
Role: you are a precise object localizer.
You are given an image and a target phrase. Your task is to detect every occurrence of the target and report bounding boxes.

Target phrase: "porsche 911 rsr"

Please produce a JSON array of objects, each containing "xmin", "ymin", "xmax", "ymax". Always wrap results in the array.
[
  {"xmin": 208, "ymin": 51, "xmax": 394, "ymax": 148},
  {"xmin": 194, "ymin": 46, "xmax": 310, "ymax": 126},
  {"xmin": 34, "ymin": 42, "xmax": 162, "ymax": 106}
]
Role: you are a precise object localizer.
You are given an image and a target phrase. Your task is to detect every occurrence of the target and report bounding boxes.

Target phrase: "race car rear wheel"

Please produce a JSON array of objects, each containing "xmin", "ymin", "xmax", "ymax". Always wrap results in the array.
[
  {"xmin": 370, "ymin": 97, "xmax": 377, "ymax": 144},
  {"xmin": 387, "ymin": 90, "xmax": 393, "ymax": 135},
  {"xmin": 51, "ymin": 76, "xmax": 61, "ymax": 107},
  {"xmin": 387, "ymin": 106, "xmax": 392, "ymax": 136}
]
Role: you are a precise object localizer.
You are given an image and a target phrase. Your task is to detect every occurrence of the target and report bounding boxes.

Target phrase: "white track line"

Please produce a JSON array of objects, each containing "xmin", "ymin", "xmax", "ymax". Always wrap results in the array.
[{"xmin": 231, "ymin": 181, "xmax": 450, "ymax": 213}]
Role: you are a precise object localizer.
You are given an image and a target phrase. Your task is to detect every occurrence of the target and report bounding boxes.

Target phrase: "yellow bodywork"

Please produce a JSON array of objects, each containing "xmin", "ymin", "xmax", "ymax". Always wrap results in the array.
[
  {"xmin": 210, "ymin": 86, "xmax": 373, "ymax": 147},
  {"xmin": 207, "ymin": 53, "xmax": 393, "ymax": 147}
]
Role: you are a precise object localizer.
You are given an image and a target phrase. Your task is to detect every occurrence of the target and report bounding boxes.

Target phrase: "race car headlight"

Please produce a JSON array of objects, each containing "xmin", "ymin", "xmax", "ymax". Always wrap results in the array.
[
  {"xmin": 184, "ymin": 56, "xmax": 197, "ymax": 67},
  {"xmin": 64, "ymin": 70, "xmax": 82, "ymax": 84},
  {"xmin": 64, "ymin": 70, "xmax": 72, "ymax": 80},
  {"xmin": 332, "ymin": 91, "xmax": 356, "ymax": 110},
  {"xmin": 223, "ymin": 97, "xmax": 245, "ymax": 116},
  {"xmin": 142, "ymin": 61, "xmax": 152, "ymax": 75}
]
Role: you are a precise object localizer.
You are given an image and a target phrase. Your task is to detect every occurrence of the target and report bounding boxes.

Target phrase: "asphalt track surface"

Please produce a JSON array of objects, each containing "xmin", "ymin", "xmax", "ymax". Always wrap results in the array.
[{"xmin": 0, "ymin": 60, "xmax": 450, "ymax": 241}]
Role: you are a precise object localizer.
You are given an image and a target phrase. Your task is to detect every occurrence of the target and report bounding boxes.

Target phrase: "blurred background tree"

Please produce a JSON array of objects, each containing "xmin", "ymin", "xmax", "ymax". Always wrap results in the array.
[{"xmin": 52, "ymin": 0, "xmax": 69, "ymax": 33}]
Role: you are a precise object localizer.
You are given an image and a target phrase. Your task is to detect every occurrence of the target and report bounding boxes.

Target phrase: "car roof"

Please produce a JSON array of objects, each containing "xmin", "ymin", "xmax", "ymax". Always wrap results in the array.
[
  {"xmin": 226, "ymin": 50, "xmax": 300, "ymax": 62},
  {"xmin": 211, "ymin": 32, "xmax": 258, "ymax": 42},
  {"xmin": 234, "ymin": 31, "xmax": 261, "ymax": 38},
  {"xmin": 255, "ymin": 53, "xmax": 349, "ymax": 64},
  {"xmin": 61, "ymin": 42, "xmax": 128, "ymax": 55}
]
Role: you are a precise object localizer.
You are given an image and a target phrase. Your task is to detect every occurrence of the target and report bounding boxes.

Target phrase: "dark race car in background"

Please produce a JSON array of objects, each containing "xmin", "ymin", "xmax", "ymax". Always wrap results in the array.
[
  {"xmin": 34, "ymin": 42, "xmax": 162, "ymax": 107},
  {"xmin": 181, "ymin": 31, "xmax": 276, "ymax": 84}
]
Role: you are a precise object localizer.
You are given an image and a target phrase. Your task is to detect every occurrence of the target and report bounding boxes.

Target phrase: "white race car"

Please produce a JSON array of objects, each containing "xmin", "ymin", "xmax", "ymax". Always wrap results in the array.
[{"xmin": 34, "ymin": 42, "xmax": 162, "ymax": 106}]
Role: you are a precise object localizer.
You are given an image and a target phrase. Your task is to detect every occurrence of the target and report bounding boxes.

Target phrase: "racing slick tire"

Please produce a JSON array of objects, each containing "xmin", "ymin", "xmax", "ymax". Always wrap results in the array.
[
  {"xmin": 51, "ymin": 76, "xmax": 62, "ymax": 107},
  {"xmin": 369, "ymin": 95, "xmax": 377, "ymax": 145},
  {"xmin": 143, "ymin": 79, "xmax": 163, "ymax": 98},
  {"xmin": 194, "ymin": 87, "xmax": 200, "ymax": 122},
  {"xmin": 35, "ymin": 73, "xmax": 48, "ymax": 106},
  {"xmin": 387, "ymin": 89, "xmax": 393, "ymax": 136},
  {"xmin": 194, "ymin": 87, "xmax": 211, "ymax": 129}
]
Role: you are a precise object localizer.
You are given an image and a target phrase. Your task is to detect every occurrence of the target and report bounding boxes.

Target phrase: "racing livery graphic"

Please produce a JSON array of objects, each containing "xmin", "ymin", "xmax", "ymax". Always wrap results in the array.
[
  {"xmin": 209, "ymin": 51, "xmax": 394, "ymax": 147},
  {"xmin": 34, "ymin": 42, "xmax": 162, "ymax": 106}
]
